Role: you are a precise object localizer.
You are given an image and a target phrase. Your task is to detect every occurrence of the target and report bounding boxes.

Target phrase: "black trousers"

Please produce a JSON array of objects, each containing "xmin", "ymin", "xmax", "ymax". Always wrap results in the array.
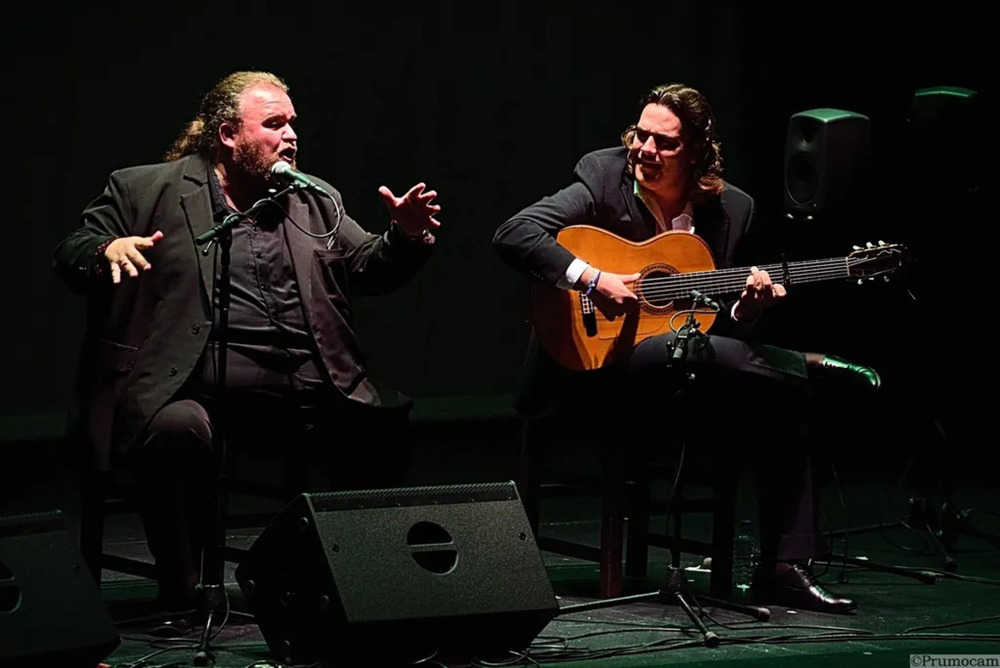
[
  {"xmin": 629, "ymin": 331, "xmax": 821, "ymax": 567},
  {"xmin": 523, "ymin": 329, "xmax": 823, "ymax": 570},
  {"xmin": 122, "ymin": 388, "xmax": 413, "ymax": 610}
]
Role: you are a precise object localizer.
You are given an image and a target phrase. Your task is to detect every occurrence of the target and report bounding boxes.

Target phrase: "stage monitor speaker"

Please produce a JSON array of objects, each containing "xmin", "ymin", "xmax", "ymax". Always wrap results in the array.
[
  {"xmin": 784, "ymin": 108, "xmax": 871, "ymax": 215},
  {"xmin": 0, "ymin": 510, "xmax": 121, "ymax": 668},
  {"xmin": 235, "ymin": 481, "xmax": 560, "ymax": 665}
]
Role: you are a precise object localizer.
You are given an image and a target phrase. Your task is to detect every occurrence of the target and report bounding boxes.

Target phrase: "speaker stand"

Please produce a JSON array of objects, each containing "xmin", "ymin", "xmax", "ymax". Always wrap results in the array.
[
  {"xmin": 826, "ymin": 494, "xmax": 958, "ymax": 573},
  {"xmin": 558, "ymin": 567, "xmax": 770, "ymax": 647}
]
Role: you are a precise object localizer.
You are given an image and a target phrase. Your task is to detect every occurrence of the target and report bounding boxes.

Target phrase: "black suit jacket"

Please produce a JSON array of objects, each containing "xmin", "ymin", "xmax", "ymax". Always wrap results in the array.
[
  {"xmin": 54, "ymin": 153, "xmax": 432, "ymax": 468},
  {"xmin": 493, "ymin": 146, "xmax": 755, "ymax": 415}
]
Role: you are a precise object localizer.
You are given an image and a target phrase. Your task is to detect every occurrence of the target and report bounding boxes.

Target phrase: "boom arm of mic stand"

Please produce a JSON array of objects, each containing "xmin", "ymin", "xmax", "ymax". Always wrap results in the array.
[{"xmin": 195, "ymin": 186, "xmax": 295, "ymax": 247}]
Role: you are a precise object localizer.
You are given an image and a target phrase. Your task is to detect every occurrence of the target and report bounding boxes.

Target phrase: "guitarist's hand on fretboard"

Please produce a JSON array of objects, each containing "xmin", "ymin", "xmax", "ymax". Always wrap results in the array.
[{"xmin": 733, "ymin": 266, "xmax": 788, "ymax": 322}]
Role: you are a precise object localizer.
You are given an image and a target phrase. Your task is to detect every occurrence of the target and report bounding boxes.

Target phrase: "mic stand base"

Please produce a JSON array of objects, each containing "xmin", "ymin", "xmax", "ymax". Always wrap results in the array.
[
  {"xmin": 827, "ymin": 496, "xmax": 962, "ymax": 573},
  {"xmin": 557, "ymin": 568, "xmax": 770, "ymax": 647},
  {"xmin": 820, "ymin": 552, "xmax": 938, "ymax": 585},
  {"xmin": 193, "ymin": 582, "xmax": 228, "ymax": 666},
  {"xmin": 941, "ymin": 502, "xmax": 1000, "ymax": 551}
]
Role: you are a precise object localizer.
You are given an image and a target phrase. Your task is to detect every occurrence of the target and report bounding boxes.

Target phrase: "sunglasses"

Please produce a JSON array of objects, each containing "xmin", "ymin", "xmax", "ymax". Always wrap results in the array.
[{"xmin": 628, "ymin": 125, "xmax": 682, "ymax": 152}]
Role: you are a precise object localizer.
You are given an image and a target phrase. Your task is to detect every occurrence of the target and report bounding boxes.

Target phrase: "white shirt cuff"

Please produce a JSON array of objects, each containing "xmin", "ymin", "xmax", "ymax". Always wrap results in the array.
[{"xmin": 559, "ymin": 258, "xmax": 590, "ymax": 290}]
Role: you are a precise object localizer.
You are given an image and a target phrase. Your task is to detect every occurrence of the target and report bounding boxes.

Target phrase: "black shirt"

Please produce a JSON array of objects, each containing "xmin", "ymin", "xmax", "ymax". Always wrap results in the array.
[{"xmin": 193, "ymin": 168, "xmax": 328, "ymax": 400}]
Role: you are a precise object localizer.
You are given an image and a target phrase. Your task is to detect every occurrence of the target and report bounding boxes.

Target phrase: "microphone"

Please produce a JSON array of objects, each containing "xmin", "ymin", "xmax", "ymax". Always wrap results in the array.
[
  {"xmin": 270, "ymin": 161, "xmax": 330, "ymax": 197},
  {"xmin": 689, "ymin": 289, "xmax": 721, "ymax": 311}
]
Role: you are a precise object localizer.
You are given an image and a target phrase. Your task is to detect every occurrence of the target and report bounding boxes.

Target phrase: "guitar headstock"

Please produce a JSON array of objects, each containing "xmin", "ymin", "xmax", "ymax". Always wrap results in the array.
[{"xmin": 847, "ymin": 241, "xmax": 909, "ymax": 283}]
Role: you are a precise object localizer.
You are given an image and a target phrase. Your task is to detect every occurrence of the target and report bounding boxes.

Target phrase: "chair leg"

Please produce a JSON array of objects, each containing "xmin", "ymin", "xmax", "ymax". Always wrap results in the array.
[
  {"xmin": 598, "ymin": 444, "xmax": 625, "ymax": 598},
  {"xmin": 625, "ymin": 469, "xmax": 650, "ymax": 579},
  {"xmin": 78, "ymin": 477, "xmax": 105, "ymax": 585},
  {"xmin": 710, "ymin": 470, "xmax": 738, "ymax": 599},
  {"xmin": 518, "ymin": 421, "xmax": 542, "ymax": 535}
]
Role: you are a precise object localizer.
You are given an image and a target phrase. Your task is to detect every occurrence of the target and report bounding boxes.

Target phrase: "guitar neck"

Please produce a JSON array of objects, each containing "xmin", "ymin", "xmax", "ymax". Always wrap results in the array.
[{"xmin": 648, "ymin": 257, "xmax": 853, "ymax": 300}]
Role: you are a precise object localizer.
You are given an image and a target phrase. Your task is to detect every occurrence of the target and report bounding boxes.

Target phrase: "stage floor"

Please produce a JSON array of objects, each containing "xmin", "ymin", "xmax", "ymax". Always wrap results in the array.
[{"xmin": 4, "ymin": 417, "xmax": 999, "ymax": 667}]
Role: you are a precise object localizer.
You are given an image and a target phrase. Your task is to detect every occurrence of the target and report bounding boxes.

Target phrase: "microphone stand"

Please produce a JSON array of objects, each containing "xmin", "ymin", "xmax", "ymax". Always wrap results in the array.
[
  {"xmin": 564, "ymin": 324, "xmax": 772, "ymax": 650},
  {"xmin": 566, "ymin": 295, "xmax": 769, "ymax": 647},
  {"xmin": 606, "ymin": 294, "xmax": 768, "ymax": 646},
  {"xmin": 190, "ymin": 187, "xmax": 292, "ymax": 665},
  {"xmin": 557, "ymin": 567, "xmax": 770, "ymax": 648},
  {"xmin": 822, "ymin": 285, "xmax": 1000, "ymax": 576}
]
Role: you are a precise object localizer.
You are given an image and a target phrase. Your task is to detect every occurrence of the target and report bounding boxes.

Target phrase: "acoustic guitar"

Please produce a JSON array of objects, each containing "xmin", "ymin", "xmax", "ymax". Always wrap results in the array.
[{"xmin": 529, "ymin": 225, "xmax": 907, "ymax": 371}]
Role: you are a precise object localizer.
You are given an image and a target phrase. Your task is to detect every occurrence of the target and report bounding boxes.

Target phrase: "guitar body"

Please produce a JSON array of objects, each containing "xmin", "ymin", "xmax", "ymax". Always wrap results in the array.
[{"xmin": 529, "ymin": 226, "xmax": 720, "ymax": 372}]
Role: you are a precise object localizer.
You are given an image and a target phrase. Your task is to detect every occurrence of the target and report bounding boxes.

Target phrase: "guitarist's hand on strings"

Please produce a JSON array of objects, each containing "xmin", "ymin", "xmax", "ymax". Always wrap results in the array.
[
  {"xmin": 733, "ymin": 266, "xmax": 786, "ymax": 322},
  {"xmin": 579, "ymin": 267, "xmax": 641, "ymax": 318}
]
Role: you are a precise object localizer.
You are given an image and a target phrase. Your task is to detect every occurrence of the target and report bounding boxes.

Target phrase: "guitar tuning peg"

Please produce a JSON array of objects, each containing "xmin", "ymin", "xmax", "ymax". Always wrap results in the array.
[
  {"xmin": 853, "ymin": 245, "xmax": 863, "ymax": 251},
  {"xmin": 877, "ymin": 240, "xmax": 887, "ymax": 246},
  {"xmin": 866, "ymin": 242, "xmax": 875, "ymax": 248}
]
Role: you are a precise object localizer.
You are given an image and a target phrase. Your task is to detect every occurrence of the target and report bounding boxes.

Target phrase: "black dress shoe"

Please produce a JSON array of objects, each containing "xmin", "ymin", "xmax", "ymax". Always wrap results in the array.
[
  {"xmin": 812, "ymin": 355, "xmax": 881, "ymax": 391},
  {"xmin": 756, "ymin": 562, "xmax": 857, "ymax": 614}
]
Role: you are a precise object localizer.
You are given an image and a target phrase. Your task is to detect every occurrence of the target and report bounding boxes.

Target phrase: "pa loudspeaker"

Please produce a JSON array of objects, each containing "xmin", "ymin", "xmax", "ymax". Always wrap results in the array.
[
  {"xmin": 235, "ymin": 481, "xmax": 559, "ymax": 665},
  {"xmin": 784, "ymin": 108, "xmax": 871, "ymax": 215},
  {"xmin": 906, "ymin": 85, "xmax": 980, "ymax": 197},
  {"xmin": 0, "ymin": 510, "xmax": 120, "ymax": 668}
]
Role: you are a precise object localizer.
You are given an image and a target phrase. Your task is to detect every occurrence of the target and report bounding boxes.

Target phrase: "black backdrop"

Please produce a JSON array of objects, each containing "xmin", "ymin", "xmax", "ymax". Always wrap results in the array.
[{"xmin": 4, "ymin": 1, "xmax": 988, "ymax": 442}]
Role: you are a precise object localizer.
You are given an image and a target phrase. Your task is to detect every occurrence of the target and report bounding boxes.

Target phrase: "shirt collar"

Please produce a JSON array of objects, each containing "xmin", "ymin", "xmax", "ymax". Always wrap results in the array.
[
  {"xmin": 634, "ymin": 181, "xmax": 695, "ymax": 233},
  {"xmin": 208, "ymin": 165, "xmax": 236, "ymax": 218}
]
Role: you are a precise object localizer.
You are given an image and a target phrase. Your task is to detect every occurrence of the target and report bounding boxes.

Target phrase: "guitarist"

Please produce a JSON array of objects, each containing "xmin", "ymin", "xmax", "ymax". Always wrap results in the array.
[{"xmin": 493, "ymin": 83, "xmax": 879, "ymax": 614}]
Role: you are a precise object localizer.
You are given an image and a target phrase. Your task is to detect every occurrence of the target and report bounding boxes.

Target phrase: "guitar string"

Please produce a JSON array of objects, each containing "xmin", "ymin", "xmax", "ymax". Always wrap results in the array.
[
  {"xmin": 632, "ymin": 256, "xmax": 896, "ymax": 301},
  {"xmin": 638, "ymin": 266, "xmax": 846, "ymax": 297}
]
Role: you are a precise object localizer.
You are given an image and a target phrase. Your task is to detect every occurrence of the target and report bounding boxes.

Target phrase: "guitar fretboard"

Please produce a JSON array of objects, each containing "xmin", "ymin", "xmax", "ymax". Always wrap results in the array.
[{"xmin": 639, "ymin": 255, "xmax": 870, "ymax": 301}]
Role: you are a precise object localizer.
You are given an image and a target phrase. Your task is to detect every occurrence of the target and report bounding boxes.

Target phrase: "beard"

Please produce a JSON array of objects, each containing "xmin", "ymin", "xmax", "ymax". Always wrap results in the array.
[{"xmin": 231, "ymin": 138, "xmax": 296, "ymax": 187}]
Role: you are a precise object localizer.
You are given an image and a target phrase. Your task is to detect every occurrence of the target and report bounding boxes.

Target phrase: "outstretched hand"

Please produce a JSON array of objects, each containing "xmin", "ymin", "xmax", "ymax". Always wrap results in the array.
[
  {"xmin": 733, "ymin": 266, "xmax": 786, "ymax": 322},
  {"xmin": 378, "ymin": 183, "xmax": 442, "ymax": 241},
  {"xmin": 104, "ymin": 231, "xmax": 164, "ymax": 284}
]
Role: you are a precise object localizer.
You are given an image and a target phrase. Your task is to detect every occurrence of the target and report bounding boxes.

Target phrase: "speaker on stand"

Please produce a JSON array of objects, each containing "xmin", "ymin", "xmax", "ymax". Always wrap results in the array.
[
  {"xmin": 884, "ymin": 85, "xmax": 993, "ymax": 571},
  {"xmin": 776, "ymin": 107, "xmax": 877, "ymax": 356},
  {"xmin": 783, "ymin": 107, "xmax": 873, "ymax": 259}
]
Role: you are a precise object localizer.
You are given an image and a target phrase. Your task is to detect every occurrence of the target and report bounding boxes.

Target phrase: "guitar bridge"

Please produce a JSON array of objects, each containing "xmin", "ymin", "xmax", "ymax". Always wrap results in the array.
[{"xmin": 579, "ymin": 294, "xmax": 598, "ymax": 337}]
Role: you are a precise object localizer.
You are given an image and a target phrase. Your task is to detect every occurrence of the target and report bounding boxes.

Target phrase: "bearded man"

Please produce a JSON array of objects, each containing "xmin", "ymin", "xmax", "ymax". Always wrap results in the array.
[{"xmin": 53, "ymin": 71, "xmax": 442, "ymax": 620}]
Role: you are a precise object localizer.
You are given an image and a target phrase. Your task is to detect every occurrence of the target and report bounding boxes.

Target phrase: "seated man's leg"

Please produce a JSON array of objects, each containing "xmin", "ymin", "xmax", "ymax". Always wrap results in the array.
[
  {"xmin": 626, "ymin": 332, "xmax": 879, "ymax": 393},
  {"xmin": 124, "ymin": 399, "xmax": 216, "ymax": 612},
  {"xmin": 751, "ymin": 418, "xmax": 856, "ymax": 614},
  {"xmin": 626, "ymin": 332, "xmax": 859, "ymax": 613}
]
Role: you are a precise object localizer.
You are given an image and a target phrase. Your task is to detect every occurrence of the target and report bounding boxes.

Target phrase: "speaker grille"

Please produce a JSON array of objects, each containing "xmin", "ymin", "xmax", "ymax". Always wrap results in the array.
[
  {"xmin": 0, "ymin": 510, "xmax": 120, "ymax": 667},
  {"xmin": 308, "ymin": 480, "xmax": 520, "ymax": 511}
]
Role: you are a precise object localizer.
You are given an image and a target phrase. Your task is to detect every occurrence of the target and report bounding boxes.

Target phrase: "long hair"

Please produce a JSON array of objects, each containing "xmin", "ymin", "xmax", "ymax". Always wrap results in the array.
[
  {"xmin": 163, "ymin": 71, "xmax": 289, "ymax": 162},
  {"xmin": 620, "ymin": 83, "xmax": 724, "ymax": 197}
]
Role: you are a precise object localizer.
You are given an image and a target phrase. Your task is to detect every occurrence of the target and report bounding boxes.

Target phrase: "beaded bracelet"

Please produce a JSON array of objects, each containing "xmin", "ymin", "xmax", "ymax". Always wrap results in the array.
[{"xmin": 583, "ymin": 270, "xmax": 601, "ymax": 296}]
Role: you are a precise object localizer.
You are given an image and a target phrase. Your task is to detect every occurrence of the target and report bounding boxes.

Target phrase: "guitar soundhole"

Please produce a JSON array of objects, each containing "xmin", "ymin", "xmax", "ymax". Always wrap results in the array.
[{"xmin": 639, "ymin": 266, "xmax": 680, "ymax": 309}]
